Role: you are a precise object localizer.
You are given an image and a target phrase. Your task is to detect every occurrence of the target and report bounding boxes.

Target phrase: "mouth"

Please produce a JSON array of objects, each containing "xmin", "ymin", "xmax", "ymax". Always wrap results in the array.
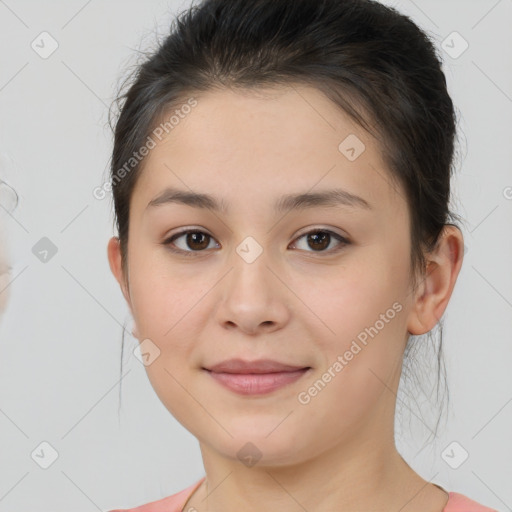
[{"xmin": 202, "ymin": 358, "xmax": 312, "ymax": 395}]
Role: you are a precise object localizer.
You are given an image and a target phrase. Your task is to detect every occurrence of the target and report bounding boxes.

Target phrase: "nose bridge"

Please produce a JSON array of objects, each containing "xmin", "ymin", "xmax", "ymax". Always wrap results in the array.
[
  {"xmin": 214, "ymin": 234, "xmax": 290, "ymax": 334},
  {"xmin": 229, "ymin": 234, "xmax": 276, "ymax": 300}
]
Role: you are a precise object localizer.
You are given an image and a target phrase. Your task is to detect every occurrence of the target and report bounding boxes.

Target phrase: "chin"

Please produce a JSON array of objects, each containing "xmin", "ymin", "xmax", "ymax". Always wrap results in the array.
[{"xmin": 210, "ymin": 424, "xmax": 305, "ymax": 463}]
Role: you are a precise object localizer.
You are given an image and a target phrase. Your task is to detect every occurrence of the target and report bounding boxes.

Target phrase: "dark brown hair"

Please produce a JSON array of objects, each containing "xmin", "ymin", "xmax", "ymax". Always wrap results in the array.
[{"xmin": 109, "ymin": 0, "xmax": 464, "ymax": 442}]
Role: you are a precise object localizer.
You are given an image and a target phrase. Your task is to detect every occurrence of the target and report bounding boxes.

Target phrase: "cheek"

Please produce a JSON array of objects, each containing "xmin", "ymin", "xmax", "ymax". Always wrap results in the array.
[
  {"xmin": 296, "ymin": 254, "xmax": 407, "ymax": 393},
  {"xmin": 128, "ymin": 247, "xmax": 191, "ymax": 329},
  {"xmin": 127, "ymin": 253, "xmax": 215, "ymax": 367},
  {"xmin": 296, "ymin": 257, "xmax": 396, "ymax": 342}
]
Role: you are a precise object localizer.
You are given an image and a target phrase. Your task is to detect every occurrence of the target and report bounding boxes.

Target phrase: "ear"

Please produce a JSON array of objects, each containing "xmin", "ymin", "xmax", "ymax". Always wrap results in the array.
[
  {"xmin": 107, "ymin": 236, "xmax": 140, "ymax": 339},
  {"xmin": 406, "ymin": 225, "xmax": 465, "ymax": 335}
]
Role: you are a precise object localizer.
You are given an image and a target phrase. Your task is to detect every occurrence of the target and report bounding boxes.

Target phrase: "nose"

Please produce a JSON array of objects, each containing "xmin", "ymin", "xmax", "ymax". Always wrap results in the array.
[{"xmin": 214, "ymin": 250, "xmax": 291, "ymax": 336}]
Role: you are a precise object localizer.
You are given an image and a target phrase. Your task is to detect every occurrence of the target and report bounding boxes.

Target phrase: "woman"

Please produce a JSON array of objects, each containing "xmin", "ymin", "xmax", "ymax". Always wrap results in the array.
[{"xmin": 106, "ymin": 0, "xmax": 497, "ymax": 510}]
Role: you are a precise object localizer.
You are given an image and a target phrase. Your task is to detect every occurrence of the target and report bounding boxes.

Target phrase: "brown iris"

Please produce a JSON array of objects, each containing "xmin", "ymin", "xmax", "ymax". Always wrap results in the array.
[
  {"xmin": 306, "ymin": 231, "xmax": 330, "ymax": 251},
  {"xmin": 186, "ymin": 232, "xmax": 210, "ymax": 250}
]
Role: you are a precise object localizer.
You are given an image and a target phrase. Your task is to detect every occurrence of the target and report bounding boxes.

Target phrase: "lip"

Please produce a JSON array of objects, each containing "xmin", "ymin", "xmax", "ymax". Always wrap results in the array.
[
  {"xmin": 205, "ymin": 358, "xmax": 309, "ymax": 374},
  {"xmin": 203, "ymin": 358, "xmax": 311, "ymax": 395}
]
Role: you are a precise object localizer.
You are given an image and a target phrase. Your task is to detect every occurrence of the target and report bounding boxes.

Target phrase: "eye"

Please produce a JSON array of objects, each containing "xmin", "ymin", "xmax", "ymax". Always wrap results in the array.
[
  {"xmin": 290, "ymin": 228, "xmax": 349, "ymax": 254},
  {"xmin": 163, "ymin": 229, "xmax": 219, "ymax": 256},
  {"xmin": 162, "ymin": 227, "xmax": 350, "ymax": 257}
]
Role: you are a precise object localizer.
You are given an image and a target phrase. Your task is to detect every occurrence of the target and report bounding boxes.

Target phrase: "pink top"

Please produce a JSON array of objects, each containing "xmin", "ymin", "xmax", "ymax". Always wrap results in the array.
[{"xmin": 109, "ymin": 477, "xmax": 498, "ymax": 512}]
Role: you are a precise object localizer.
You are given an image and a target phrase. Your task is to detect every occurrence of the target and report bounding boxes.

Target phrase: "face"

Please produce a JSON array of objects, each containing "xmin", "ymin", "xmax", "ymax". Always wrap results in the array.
[{"xmin": 108, "ymin": 85, "xmax": 444, "ymax": 466}]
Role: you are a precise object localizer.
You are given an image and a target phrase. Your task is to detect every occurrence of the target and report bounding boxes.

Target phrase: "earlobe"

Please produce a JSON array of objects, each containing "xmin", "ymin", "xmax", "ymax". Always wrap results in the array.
[
  {"xmin": 406, "ymin": 226, "xmax": 464, "ymax": 336},
  {"xmin": 107, "ymin": 237, "xmax": 141, "ymax": 340},
  {"xmin": 406, "ymin": 262, "xmax": 438, "ymax": 335},
  {"xmin": 107, "ymin": 236, "xmax": 131, "ymax": 308}
]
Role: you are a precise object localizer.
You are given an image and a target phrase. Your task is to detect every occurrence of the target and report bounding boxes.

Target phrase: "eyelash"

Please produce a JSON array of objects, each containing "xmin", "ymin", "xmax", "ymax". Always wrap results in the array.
[{"xmin": 162, "ymin": 228, "xmax": 350, "ymax": 257}]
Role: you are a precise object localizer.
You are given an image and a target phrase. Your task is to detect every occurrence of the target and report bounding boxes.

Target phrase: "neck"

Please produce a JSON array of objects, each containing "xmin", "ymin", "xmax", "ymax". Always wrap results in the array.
[{"xmin": 188, "ymin": 435, "xmax": 445, "ymax": 512}]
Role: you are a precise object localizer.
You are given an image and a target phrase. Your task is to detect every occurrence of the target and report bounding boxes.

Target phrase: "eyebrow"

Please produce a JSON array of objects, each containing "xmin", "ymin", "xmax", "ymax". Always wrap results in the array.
[{"xmin": 146, "ymin": 186, "xmax": 372, "ymax": 214}]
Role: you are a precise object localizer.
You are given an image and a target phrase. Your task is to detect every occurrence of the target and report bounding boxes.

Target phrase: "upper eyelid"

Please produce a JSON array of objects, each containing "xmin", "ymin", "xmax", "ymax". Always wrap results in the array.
[{"xmin": 166, "ymin": 225, "xmax": 347, "ymax": 240}]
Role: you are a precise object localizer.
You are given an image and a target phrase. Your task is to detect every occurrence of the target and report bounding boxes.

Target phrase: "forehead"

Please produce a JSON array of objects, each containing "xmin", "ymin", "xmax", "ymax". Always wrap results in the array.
[{"xmin": 131, "ymin": 84, "xmax": 404, "ymax": 218}]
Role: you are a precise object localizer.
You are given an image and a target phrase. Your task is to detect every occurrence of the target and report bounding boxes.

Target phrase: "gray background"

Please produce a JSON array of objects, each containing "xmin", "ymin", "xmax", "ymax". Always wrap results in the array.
[{"xmin": 0, "ymin": 0, "xmax": 510, "ymax": 510}]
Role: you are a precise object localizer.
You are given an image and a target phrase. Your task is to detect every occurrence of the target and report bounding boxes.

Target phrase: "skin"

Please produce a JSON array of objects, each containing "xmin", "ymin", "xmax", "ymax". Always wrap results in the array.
[{"xmin": 108, "ymin": 84, "xmax": 464, "ymax": 512}]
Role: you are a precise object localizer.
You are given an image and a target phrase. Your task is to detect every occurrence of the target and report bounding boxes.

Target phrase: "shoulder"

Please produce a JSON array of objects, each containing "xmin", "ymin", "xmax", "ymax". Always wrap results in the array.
[
  {"xmin": 444, "ymin": 491, "xmax": 498, "ymax": 512},
  {"xmin": 108, "ymin": 477, "xmax": 205, "ymax": 512}
]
